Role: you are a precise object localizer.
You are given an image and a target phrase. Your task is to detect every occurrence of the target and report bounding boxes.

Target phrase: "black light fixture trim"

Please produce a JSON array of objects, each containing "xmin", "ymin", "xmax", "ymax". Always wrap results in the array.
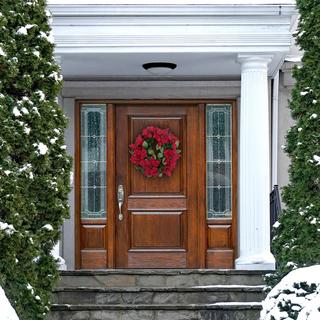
[{"xmin": 143, "ymin": 62, "xmax": 177, "ymax": 71}]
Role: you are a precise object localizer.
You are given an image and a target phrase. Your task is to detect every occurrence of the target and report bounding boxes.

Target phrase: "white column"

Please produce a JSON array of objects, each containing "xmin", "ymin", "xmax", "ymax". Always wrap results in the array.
[{"xmin": 236, "ymin": 55, "xmax": 275, "ymax": 270}]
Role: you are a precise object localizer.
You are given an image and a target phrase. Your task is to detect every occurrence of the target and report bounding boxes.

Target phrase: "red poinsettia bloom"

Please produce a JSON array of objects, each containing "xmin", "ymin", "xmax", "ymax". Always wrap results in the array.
[
  {"xmin": 130, "ymin": 147, "xmax": 147, "ymax": 165},
  {"xmin": 140, "ymin": 158, "xmax": 160, "ymax": 177},
  {"xmin": 142, "ymin": 128, "xmax": 152, "ymax": 139},
  {"xmin": 135, "ymin": 134, "xmax": 144, "ymax": 146},
  {"xmin": 129, "ymin": 126, "xmax": 181, "ymax": 177}
]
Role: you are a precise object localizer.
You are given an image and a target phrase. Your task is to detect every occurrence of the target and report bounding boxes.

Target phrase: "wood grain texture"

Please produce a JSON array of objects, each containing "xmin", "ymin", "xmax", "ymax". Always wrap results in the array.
[
  {"xmin": 186, "ymin": 104, "xmax": 199, "ymax": 268},
  {"xmin": 207, "ymin": 225, "xmax": 231, "ymax": 249},
  {"xmin": 81, "ymin": 250, "xmax": 107, "ymax": 269},
  {"xmin": 74, "ymin": 100, "xmax": 238, "ymax": 270},
  {"xmin": 204, "ymin": 101, "xmax": 238, "ymax": 269},
  {"xmin": 128, "ymin": 252, "xmax": 186, "ymax": 268},
  {"xmin": 81, "ymin": 225, "xmax": 106, "ymax": 249},
  {"xmin": 115, "ymin": 105, "xmax": 129, "ymax": 267},
  {"xmin": 107, "ymin": 104, "xmax": 116, "ymax": 268},
  {"xmin": 115, "ymin": 104, "xmax": 198, "ymax": 268},
  {"xmin": 198, "ymin": 103, "xmax": 207, "ymax": 268},
  {"xmin": 206, "ymin": 249, "xmax": 234, "ymax": 269},
  {"xmin": 75, "ymin": 101, "xmax": 109, "ymax": 269},
  {"xmin": 127, "ymin": 197, "xmax": 187, "ymax": 211},
  {"xmin": 131, "ymin": 212, "xmax": 184, "ymax": 248},
  {"xmin": 130, "ymin": 116, "xmax": 184, "ymax": 194}
]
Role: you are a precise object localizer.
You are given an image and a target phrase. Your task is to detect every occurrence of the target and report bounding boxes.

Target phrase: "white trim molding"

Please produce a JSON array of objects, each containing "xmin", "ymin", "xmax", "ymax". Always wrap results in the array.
[
  {"xmin": 236, "ymin": 54, "xmax": 276, "ymax": 270},
  {"xmin": 61, "ymin": 80, "xmax": 241, "ymax": 99},
  {"xmin": 272, "ymin": 71, "xmax": 280, "ymax": 186},
  {"xmin": 49, "ymin": 4, "xmax": 296, "ymax": 16},
  {"xmin": 48, "ymin": 1, "xmax": 296, "ymax": 5},
  {"xmin": 49, "ymin": 3, "xmax": 297, "ymax": 77}
]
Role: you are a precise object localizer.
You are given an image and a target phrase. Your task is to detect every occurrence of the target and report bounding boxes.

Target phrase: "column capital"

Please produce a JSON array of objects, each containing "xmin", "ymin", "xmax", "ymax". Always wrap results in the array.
[
  {"xmin": 237, "ymin": 54, "xmax": 273, "ymax": 64},
  {"xmin": 237, "ymin": 54, "xmax": 273, "ymax": 72}
]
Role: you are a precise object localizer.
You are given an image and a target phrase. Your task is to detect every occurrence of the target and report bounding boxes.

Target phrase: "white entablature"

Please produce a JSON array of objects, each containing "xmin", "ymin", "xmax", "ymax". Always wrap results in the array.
[
  {"xmin": 49, "ymin": 3, "xmax": 296, "ymax": 79},
  {"xmin": 50, "ymin": 4, "xmax": 295, "ymax": 54}
]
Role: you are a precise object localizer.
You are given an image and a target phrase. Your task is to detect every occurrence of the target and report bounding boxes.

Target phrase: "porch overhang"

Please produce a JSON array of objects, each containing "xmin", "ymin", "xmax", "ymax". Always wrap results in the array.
[
  {"xmin": 51, "ymin": 2, "xmax": 297, "ymax": 271},
  {"xmin": 49, "ymin": 3, "xmax": 297, "ymax": 80}
]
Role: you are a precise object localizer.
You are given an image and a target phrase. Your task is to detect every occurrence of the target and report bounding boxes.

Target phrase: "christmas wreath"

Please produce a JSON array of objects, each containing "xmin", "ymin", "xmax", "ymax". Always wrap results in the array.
[{"xmin": 129, "ymin": 126, "xmax": 181, "ymax": 177}]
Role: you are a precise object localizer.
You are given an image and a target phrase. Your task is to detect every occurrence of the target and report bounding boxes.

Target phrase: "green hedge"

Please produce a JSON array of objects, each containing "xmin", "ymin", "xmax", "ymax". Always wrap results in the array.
[
  {"xmin": 267, "ymin": 0, "xmax": 320, "ymax": 288},
  {"xmin": 0, "ymin": 1, "xmax": 71, "ymax": 319}
]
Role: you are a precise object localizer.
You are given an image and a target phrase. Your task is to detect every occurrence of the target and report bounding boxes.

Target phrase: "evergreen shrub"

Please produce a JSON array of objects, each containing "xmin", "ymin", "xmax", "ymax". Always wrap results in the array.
[
  {"xmin": 268, "ymin": 0, "xmax": 320, "ymax": 287},
  {"xmin": 0, "ymin": 1, "xmax": 71, "ymax": 319}
]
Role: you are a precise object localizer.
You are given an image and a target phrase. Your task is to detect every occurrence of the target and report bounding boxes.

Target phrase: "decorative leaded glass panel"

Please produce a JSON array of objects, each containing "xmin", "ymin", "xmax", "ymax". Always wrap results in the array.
[
  {"xmin": 206, "ymin": 104, "xmax": 232, "ymax": 219},
  {"xmin": 80, "ymin": 105, "xmax": 107, "ymax": 219}
]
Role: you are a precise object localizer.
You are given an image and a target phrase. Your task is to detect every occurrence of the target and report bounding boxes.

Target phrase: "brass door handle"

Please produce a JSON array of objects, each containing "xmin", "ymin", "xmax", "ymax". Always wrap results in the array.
[{"xmin": 117, "ymin": 184, "xmax": 124, "ymax": 221}]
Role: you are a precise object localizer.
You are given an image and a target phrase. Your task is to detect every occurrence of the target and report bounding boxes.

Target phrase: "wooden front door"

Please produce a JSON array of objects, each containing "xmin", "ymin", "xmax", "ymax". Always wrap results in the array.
[
  {"xmin": 115, "ymin": 104, "xmax": 199, "ymax": 268},
  {"xmin": 75, "ymin": 100, "xmax": 237, "ymax": 270}
]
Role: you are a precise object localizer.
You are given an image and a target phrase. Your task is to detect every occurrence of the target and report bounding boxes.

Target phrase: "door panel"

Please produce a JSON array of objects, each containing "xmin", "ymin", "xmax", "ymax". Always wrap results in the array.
[
  {"xmin": 130, "ymin": 212, "xmax": 184, "ymax": 248},
  {"xmin": 115, "ymin": 104, "xmax": 199, "ymax": 268},
  {"xmin": 130, "ymin": 116, "xmax": 184, "ymax": 194}
]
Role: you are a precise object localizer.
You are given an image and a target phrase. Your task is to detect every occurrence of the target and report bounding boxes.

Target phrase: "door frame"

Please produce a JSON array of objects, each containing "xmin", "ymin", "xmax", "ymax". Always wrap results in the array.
[{"xmin": 75, "ymin": 99, "xmax": 237, "ymax": 269}]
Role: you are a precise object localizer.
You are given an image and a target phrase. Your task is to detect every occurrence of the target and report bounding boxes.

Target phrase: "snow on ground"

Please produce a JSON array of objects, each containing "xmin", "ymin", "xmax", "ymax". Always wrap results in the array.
[
  {"xmin": 260, "ymin": 265, "xmax": 320, "ymax": 320},
  {"xmin": 0, "ymin": 286, "xmax": 19, "ymax": 320}
]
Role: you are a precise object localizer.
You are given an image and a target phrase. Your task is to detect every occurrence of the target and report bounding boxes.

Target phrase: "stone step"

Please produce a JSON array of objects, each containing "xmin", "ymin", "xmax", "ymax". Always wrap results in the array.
[
  {"xmin": 58, "ymin": 269, "xmax": 267, "ymax": 288},
  {"xmin": 51, "ymin": 270, "xmax": 267, "ymax": 319},
  {"xmin": 53, "ymin": 285, "xmax": 265, "ymax": 305},
  {"xmin": 48, "ymin": 303, "xmax": 262, "ymax": 320}
]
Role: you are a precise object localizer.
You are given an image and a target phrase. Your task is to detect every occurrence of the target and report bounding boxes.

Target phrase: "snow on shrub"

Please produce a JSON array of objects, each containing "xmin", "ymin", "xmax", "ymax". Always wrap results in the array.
[
  {"xmin": 267, "ymin": 0, "xmax": 320, "ymax": 289},
  {"xmin": 0, "ymin": 1, "xmax": 71, "ymax": 319},
  {"xmin": 261, "ymin": 265, "xmax": 320, "ymax": 320},
  {"xmin": 0, "ymin": 286, "xmax": 19, "ymax": 320}
]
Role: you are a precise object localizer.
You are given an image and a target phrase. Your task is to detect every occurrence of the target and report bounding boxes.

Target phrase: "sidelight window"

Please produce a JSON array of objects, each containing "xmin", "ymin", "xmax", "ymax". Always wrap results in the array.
[
  {"xmin": 206, "ymin": 104, "xmax": 232, "ymax": 219},
  {"xmin": 80, "ymin": 104, "xmax": 107, "ymax": 219}
]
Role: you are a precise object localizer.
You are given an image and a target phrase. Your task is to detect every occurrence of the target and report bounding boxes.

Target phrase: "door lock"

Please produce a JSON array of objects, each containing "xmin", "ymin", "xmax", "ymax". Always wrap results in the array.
[{"xmin": 117, "ymin": 184, "xmax": 124, "ymax": 221}]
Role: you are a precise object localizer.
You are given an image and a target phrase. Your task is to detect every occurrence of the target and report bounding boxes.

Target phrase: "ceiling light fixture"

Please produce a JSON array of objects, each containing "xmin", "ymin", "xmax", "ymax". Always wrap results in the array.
[{"xmin": 142, "ymin": 62, "xmax": 177, "ymax": 75}]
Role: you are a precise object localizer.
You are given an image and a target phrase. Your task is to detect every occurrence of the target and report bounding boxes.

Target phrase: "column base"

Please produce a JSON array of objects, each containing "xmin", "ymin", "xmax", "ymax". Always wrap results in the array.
[{"xmin": 235, "ymin": 253, "xmax": 276, "ymax": 270}]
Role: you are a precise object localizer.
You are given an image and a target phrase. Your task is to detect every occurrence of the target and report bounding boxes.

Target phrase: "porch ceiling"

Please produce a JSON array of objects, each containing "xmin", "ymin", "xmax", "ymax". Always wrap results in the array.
[
  {"xmin": 60, "ymin": 52, "xmax": 243, "ymax": 80},
  {"xmin": 49, "ymin": 3, "xmax": 297, "ymax": 80}
]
